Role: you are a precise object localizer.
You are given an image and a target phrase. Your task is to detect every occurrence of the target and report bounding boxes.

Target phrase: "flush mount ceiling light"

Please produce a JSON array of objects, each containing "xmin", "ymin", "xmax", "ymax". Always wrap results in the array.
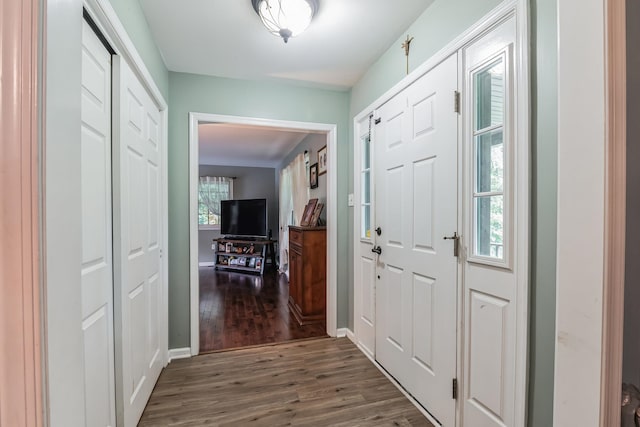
[{"xmin": 251, "ymin": 0, "xmax": 319, "ymax": 43}]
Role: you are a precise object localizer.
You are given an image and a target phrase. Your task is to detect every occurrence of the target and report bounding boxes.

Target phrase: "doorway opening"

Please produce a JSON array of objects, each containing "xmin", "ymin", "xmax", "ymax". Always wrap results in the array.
[{"xmin": 188, "ymin": 113, "xmax": 338, "ymax": 355}]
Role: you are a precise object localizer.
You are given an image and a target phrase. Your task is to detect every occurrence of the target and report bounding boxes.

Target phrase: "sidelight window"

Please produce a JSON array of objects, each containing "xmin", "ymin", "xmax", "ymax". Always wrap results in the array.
[
  {"xmin": 471, "ymin": 56, "xmax": 508, "ymax": 262},
  {"xmin": 361, "ymin": 132, "xmax": 372, "ymax": 240}
]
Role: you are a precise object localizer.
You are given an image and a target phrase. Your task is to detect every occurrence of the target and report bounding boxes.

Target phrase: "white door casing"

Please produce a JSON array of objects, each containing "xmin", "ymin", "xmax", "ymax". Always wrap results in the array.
[
  {"xmin": 80, "ymin": 20, "xmax": 116, "ymax": 427},
  {"xmin": 374, "ymin": 54, "xmax": 459, "ymax": 427},
  {"xmin": 112, "ymin": 56, "xmax": 164, "ymax": 426},
  {"xmin": 461, "ymin": 16, "xmax": 523, "ymax": 427},
  {"xmin": 188, "ymin": 112, "xmax": 339, "ymax": 355}
]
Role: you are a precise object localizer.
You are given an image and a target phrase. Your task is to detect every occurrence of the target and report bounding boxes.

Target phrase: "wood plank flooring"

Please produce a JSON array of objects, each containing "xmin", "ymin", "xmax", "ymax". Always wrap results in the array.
[
  {"xmin": 199, "ymin": 267, "xmax": 327, "ymax": 353},
  {"xmin": 139, "ymin": 338, "xmax": 433, "ymax": 426}
]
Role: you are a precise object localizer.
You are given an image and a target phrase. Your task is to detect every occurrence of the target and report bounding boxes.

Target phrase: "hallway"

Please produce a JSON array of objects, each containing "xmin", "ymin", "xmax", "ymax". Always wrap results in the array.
[{"xmin": 139, "ymin": 338, "xmax": 433, "ymax": 426}]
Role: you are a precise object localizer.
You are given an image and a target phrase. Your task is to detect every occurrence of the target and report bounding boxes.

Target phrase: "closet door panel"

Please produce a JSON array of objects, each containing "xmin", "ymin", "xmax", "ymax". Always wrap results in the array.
[{"xmin": 113, "ymin": 57, "xmax": 164, "ymax": 427}]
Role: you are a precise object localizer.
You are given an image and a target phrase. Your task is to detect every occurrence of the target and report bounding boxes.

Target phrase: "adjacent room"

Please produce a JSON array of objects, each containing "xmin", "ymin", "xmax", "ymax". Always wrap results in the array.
[{"xmin": 195, "ymin": 122, "xmax": 329, "ymax": 352}]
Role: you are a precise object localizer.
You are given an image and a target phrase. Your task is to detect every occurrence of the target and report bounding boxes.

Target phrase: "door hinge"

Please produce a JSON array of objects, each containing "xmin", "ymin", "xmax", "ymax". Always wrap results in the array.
[
  {"xmin": 454, "ymin": 90, "xmax": 461, "ymax": 114},
  {"xmin": 452, "ymin": 378, "xmax": 458, "ymax": 400},
  {"xmin": 375, "ymin": 118, "xmax": 382, "ymax": 125}
]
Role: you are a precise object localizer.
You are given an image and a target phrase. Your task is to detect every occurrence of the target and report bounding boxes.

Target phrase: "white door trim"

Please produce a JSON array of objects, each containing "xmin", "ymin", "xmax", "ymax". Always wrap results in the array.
[
  {"xmin": 555, "ymin": 0, "xmax": 627, "ymax": 425},
  {"xmin": 554, "ymin": 0, "xmax": 607, "ymax": 425},
  {"xmin": 83, "ymin": 0, "xmax": 170, "ymax": 371},
  {"xmin": 83, "ymin": 0, "xmax": 167, "ymax": 111},
  {"xmin": 353, "ymin": 2, "xmax": 529, "ymax": 425},
  {"xmin": 188, "ymin": 112, "xmax": 339, "ymax": 356}
]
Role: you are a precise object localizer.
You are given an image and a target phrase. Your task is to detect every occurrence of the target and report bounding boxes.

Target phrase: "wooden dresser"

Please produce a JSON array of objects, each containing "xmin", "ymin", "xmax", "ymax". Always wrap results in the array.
[{"xmin": 288, "ymin": 226, "xmax": 326, "ymax": 325}]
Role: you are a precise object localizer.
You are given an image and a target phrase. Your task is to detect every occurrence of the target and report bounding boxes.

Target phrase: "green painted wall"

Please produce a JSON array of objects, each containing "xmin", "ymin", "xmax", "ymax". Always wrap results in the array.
[
  {"xmin": 348, "ymin": 0, "xmax": 558, "ymax": 425},
  {"xmin": 528, "ymin": 1, "xmax": 557, "ymax": 425},
  {"xmin": 108, "ymin": 0, "xmax": 169, "ymax": 100},
  {"xmin": 350, "ymin": 0, "xmax": 502, "ymax": 117},
  {"xmin": 168, "ymin": 72, "xmax": 351, "ymax": 347}
]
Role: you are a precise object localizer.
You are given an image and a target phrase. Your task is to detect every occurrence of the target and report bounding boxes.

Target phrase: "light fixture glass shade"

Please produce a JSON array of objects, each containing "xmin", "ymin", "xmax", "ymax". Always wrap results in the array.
[{"xmin": 252, "ymin": 0, "xmax": 318, "ymax": 43}]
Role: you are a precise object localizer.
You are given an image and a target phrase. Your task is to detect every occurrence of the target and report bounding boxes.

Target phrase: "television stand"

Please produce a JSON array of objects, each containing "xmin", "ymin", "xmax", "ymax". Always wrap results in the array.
[
  {"xmin": 213, "ymin": 237, "xmax": 277, "ymax": 275},
  {"xmin": 223, "ymin": 235, "xmax": 261, "ymax": 241}
]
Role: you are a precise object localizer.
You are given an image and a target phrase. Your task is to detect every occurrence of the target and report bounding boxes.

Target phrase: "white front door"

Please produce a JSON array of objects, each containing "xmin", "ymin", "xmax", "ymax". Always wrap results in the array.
[
  {"xmin": 80, "ymin": 20, "xmax": 116, "ymax": 427},
  {"xmin": 374, "ymin": 54, "xmax": 459, "ymax": 426},
  {"xmin": 113, "ymin": 57, "xmax": 164, "ymax": 426}
]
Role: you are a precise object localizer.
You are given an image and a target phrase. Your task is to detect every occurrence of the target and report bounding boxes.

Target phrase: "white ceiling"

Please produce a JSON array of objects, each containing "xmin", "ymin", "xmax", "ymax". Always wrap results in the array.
[
  {"xmin": 199, "ymin": 123, "xmax": 316, "ymax": 167},
  {"xmin": 147, "ymin": 1, "xmax": 435, "ymax": 166},
  {"xmin": 139, "ymin": 0, "xmax": 434, "ymax": 90}
]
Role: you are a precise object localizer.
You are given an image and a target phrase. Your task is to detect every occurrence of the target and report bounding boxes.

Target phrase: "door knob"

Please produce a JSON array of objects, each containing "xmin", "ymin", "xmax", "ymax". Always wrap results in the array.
[{"xmin": 371, "ymin": 246, "xmax": 382, "ymax": 255}]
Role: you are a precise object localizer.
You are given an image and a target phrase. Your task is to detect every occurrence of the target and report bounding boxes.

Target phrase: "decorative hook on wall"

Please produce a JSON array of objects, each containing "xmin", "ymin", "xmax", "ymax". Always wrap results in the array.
[{"xmin": 401, "ymin": 35, "xmax": 414, "ymax": 75}]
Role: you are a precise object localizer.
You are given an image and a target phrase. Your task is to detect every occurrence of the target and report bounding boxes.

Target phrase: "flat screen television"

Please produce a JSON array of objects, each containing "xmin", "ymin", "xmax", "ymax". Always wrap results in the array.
[{"xmin": 220, "ymin": 198, "xmax": 268, "ymax": 238}]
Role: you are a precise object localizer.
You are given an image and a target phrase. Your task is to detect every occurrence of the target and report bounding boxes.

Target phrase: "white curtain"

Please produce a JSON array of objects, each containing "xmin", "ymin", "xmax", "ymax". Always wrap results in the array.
[
  {"xmin": 290, "ymin": 153, "xmax": 309, "ymax": 225},
  {"xmin": 199, "ymin": 176, "xmax": 232, "ymax": 223},
  {"xmin": 279, "ymin": 153, "xmax": 309, "ymax": 276},
  {"xmin": 279, "ymin": 167, "xmax": 293, "ymax": 275}
]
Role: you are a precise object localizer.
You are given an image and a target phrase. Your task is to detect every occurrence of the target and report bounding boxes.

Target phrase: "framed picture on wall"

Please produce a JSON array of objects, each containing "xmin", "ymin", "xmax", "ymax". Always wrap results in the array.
[
  {"xmin": 317, "ymin": 145, "xmax": 327, "ymax": 176},
  {"xmin": 310, "ymin": 163, "xmax": 318, "ymax": 189}
]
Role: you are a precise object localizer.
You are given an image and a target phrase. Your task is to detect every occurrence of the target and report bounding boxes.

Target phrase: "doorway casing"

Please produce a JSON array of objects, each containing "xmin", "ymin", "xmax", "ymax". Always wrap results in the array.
[{"xmin": 188, "ymin": 112, "xmax": 339, "ymax": 355}]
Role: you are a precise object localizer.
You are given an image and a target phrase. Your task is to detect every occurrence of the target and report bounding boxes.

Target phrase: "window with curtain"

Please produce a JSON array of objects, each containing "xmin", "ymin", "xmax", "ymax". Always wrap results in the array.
[{"xmin": 198, "ymin": 176, "xmax": 233, "ymax": 229}]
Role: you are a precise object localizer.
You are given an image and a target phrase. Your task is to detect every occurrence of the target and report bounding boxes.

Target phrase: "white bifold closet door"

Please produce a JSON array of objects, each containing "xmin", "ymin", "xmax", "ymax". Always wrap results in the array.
[
  {"xmin": 113, "ymin": 56, "xmax": 164, "ymax": 426},
  {"xmin": 80, "ymin": 19, "xmax": 116, "ymax": 427}
]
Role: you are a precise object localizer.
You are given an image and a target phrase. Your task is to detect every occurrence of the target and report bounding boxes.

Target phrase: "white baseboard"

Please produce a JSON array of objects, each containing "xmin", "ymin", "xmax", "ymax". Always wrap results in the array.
[
  {"xmin": 336, "ymin": 328, "xmax": 358, "ymax": 345},
  {"xmin": 168, "ymin": 347, "xmax": 192, "ymax": 362},
  {"xmin": 346, "ymin": 328, "xmax": 356, "ymax": 343},
  {"xmin": 199, "ymin": 262, "xmax": 215, "ymax": 267},
  {"xmin": 336, "ymin": 328, "xmax": 356, "ymax": 344}
]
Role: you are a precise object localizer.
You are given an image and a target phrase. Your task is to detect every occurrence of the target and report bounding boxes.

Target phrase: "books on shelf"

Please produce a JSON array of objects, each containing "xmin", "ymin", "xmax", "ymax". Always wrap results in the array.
[{"xmin": 213, "ymin": 236, "xmax": 272, "ymax": 274}]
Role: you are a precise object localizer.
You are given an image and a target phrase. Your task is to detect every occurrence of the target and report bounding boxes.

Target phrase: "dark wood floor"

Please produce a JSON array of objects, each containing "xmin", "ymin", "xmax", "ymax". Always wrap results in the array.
[
  {"xmin": 199, "ymin": 266, "xmax": 327, "ymax": 353},
  {"xmin": 139, "ymin": 338, "xmax": 433, "ymax": 426}
]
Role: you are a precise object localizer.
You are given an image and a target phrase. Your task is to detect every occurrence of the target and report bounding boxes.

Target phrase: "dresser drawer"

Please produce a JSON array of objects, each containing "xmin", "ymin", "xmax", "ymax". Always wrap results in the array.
[{"xmin": 289, "ymin": 228, "xmax": 302, "ymax": 246}]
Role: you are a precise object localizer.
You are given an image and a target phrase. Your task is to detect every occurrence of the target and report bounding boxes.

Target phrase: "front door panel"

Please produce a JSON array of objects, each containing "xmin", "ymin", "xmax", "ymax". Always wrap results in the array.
[{"xmin": 375, "ymin": 54, "xmax": 458, "ymax": 427}]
